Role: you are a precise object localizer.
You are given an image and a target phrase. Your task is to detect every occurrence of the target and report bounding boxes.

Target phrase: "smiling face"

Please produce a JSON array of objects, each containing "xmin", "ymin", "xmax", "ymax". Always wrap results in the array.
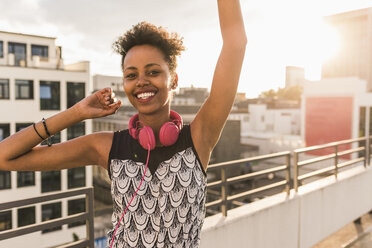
[{"xmin": 123, "ymin": 44, "xmax": 177, "ymax": 115}]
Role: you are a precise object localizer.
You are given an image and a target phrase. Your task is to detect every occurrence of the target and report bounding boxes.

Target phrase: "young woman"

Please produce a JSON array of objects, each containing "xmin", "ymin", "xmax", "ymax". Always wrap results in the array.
[{"xmin": 0, "ymin": 0, "xmax": 246, "ymax": 247}]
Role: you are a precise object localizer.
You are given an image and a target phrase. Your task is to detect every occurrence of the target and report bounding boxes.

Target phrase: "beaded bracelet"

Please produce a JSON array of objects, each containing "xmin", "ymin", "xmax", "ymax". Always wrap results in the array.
[{"xmin": 42, "ymin": 118, "xmax": 53, "ymax": 147}]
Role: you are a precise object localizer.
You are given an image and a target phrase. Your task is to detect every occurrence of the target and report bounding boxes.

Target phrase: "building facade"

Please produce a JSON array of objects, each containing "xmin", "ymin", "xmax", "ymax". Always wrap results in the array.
[
  {"xmin": 0, "ymin": 31, "xmax": 92, "ymax": 247},
  {"xmin": 321, "ymin": 7, "xmax": 372, "ymax": 91}
]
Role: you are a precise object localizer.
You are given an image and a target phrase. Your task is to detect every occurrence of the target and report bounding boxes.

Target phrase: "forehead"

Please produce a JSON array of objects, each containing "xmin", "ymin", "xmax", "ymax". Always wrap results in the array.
[{"xmin": 123, "ymin": 45, "xmax": 167, "ymax": 69}]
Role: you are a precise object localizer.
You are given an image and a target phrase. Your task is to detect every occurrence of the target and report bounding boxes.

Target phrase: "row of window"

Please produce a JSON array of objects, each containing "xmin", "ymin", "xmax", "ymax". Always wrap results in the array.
[
  {"xmin": 0, "ymin": 40, "xmax": 48, "ymax": 66},
  {"xmin": 0, "ymin": 122, "xmax": 86, "ymax": 190},
  {"xmin": 0, "ymin": 198, "xmax": 85, "ymax": 232},
  {"xmin": 0, "ymin": 79, "xmax": 85, "ymax": 110}
]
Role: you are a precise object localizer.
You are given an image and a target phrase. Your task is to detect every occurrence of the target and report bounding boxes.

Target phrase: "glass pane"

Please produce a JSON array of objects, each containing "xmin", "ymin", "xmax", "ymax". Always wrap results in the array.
[
  {"xmin": 67, "ymin": 122, "xmax": 85, "ymax": 140},
  {"xmin": 0, "ymin": 171, "xmax": 11, "ymax": 190},
  {"xmin": 0, "ymin": 123, "xmax": 10, "ymax": 141},
  {"xmin": 15, "ymin": 80, "xmax": 33, "ymax": 99},
  {"xmin": 31, "ymin": 45, "xmax": 48, "ymax": 58},
  {"xmin": 67, "ymin": 82, "xmax": 85, "ymax": 108},
  {"xmin": 68, "ymin": 167, "xmax": 86, "ymax": 189},
  {"xmin": 9, "ymin": 43, "xmax": 26, "ymax": 66},
  {"xmin": 40, "ymin": 81, "xmax": 60, "ymax": 110},
  {"xmin": 0, "ymin": 79, "xmax": 9, "ymax": 99},
  {"xmin": 17, "ymin": 172, "xmax": 35, "ymax": 187},
  {"xmin": 41, "ymin": 171, "xmax": 61, "ymax": 193},
  {"xmin": 68, "ymin": 198, "xmax": 85, "ymax": 228},
  {"xmin": 0, "ymin": 211, "xmax": 12, "ymax": 231},
  {"xmin": 18, "ymin": 206, "xmax": 35, "ymax": 227},
  {"xmin": 42, "ymin": 202, "xmax": 62, "ymax": 233}
]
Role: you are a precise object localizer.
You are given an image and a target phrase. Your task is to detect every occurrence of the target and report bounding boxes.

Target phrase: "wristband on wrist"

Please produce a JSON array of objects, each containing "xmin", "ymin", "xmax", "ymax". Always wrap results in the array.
[{"xmin": 42, "ymin": 118, "xmax": 53, "ymax": 147}]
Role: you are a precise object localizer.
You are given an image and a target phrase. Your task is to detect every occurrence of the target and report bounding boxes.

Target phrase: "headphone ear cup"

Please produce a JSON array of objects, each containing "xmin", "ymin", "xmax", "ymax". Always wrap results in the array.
[
  {"xmin": 159, "ymin": 122, "xmax": 180, "ymax": 147},
  {"xmin": 128, "ymin": 114, "xmax": 139, "ymax": 139},
  {"xmin": 139, "ymin": 126, "xmax": 156, "ymax": 150}
]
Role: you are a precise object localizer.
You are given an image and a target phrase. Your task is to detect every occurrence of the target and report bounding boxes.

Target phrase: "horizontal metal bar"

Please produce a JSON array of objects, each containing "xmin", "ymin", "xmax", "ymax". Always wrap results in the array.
[
  {"xmin": 227, "ymin": 180, "xmax": 287, "ymax": 202},
  {"xmin": 338, "ymin": 157, "xmax": 365, "ymax": 169},
  {"xmin": 338, "ymin": 147, "xmax": 365, "ymax": 156},
  {"xmin": 207, "ymin": 180, "xmax": 223, "ymax": 188},
  {"xmin": 295, "ymin": 137, "xmax": 366, "ymax": 153},
  {"xmin": 231, "ymin": 201, "xmax": 245, "ymax": 207},
  {"xmin": 0, "ymin": 187, "xmax": 93, "ymax": 211},
  {"xmin": 205, "ymin": 199, "xmax": 222, "ymax": 208},
  {"xmin": 208, "ymin": 151, "xmax": 291, "ymax": 170},
  {"xmin": 226, "ymin": 165, "xmax": 287, "ymax": 184},
  {"xmin": 0, "ymin": 212, "xmax": 88, "ymax": 240},
  {"xmin": 298, "ymin": 166, "xmax": 335, "ymax": 181},
  {"xmin": 56, "ymin": 239, "xmax": 90, "ymax": 248},
  {"xmin": 298, "ymin": 154, "xmax": 335, "ymax": 167}
]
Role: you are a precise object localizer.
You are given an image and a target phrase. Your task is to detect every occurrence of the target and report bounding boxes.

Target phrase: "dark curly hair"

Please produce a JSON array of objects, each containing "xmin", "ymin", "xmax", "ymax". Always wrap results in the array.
[{"xmin": 113, "ymin": 22, "xmax": 185, "ymax": 74}]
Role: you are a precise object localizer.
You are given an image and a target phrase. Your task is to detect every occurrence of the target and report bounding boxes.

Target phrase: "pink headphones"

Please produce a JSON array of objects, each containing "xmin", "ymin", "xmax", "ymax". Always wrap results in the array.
[{"xmin": 128, "ymin": 110, "xmax": 183, "ymax": 150}]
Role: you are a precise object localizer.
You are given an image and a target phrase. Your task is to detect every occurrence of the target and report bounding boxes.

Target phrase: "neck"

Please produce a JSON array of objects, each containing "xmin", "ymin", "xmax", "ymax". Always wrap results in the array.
[{"xmin": 138, "ymin": 108, "xmax": 171, "ymax": 146}]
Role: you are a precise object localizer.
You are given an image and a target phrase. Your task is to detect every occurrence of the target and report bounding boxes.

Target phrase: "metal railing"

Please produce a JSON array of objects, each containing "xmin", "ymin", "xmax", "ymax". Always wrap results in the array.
[
  {"xmin": 206, "ymin": 136, "xmax": 371, "ymax": 217},
  {"xmin": 293, "ymin": 137, "xmax": 368, "ymax": 192},
  {"xmin": 206, "ymin": 151, "xmax": 291, "ymax": 216},
  {"xmin": 0, "ymin": 187, "xmax": 94, "ymax": 248}
]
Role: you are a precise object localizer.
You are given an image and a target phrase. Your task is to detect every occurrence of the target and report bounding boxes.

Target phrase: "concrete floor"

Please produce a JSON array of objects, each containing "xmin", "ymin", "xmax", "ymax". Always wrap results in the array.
[{"xmin": 314, "ymin": 212, "xmax": 372, "ymax": 248}]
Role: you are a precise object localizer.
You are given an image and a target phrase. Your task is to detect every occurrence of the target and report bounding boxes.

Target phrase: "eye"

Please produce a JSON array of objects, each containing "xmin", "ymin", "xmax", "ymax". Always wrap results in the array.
[
  {"xmin": 148, "ymin": 70, "xmax": 160, "ymax": 76},
  {"xmin": 125, "ymin": 73, "xmax": 136, "ymax": 79}
]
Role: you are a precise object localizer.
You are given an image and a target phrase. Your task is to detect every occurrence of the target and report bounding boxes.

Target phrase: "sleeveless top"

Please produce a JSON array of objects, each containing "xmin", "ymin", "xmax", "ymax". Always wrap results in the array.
[{"xmin": 107, "ymin": 125, "xmax": 207, "ymax": 248}]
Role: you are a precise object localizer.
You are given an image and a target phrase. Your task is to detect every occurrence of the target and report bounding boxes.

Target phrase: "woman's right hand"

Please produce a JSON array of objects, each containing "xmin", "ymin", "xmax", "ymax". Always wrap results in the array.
[{"xmin": 73, "ymin": 87, "xmax": 122, "ymax": 120}]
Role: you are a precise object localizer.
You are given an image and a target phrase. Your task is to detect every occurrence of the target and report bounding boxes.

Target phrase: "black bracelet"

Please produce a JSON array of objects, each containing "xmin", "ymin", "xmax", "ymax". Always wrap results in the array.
[
  {"xmin": 42, "ymin": 118, "xmax": 53, "ymax": 147},
  {"xmin": 33, "ymin": 123, "xmax": 45, "ymax": 141}
]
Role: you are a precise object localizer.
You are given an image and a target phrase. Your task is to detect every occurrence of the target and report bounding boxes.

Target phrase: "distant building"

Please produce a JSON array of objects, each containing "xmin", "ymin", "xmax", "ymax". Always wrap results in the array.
[
  {"xmin": 285, "ymin": 66, "xmax": 305, "ymax": 88},
  {"xmin": 172, "ymin": 86, "xmax": 208, "ymax": 105},
  {"xmin": 321, "ymin": 7, "xmax": 372, "ymax": 91},
  {"xmin": 0, "ymin": 31, "xmax": 92, "ymax": 247},
  {"xmin": 301, "ymin": 77, "xmax": 372, "ymax": 158}
]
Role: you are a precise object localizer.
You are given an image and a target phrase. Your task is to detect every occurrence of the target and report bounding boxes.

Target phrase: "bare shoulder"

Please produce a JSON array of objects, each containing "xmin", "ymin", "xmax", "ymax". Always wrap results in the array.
[{"xmin": 88, "ymin": 131, "xmax": 114, "ymax": 170}]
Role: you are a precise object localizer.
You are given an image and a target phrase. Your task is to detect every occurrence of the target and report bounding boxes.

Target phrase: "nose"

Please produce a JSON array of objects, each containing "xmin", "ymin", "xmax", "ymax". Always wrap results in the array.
[{"xmin": 136, "ymin": 76, "xmax": 150, "ymax": 87}]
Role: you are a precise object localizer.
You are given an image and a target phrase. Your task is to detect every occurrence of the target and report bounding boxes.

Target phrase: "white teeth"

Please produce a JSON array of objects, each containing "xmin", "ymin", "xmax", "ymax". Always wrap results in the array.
[{"xmin": 137, "ymin": 92, "xmax": 155, "ymax": 99}]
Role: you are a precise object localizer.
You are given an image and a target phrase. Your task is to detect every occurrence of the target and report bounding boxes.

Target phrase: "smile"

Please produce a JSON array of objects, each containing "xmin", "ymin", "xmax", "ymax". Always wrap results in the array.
[{"xmin": 136, "ymin": 92, "xmax": 156, "ymax": 99}]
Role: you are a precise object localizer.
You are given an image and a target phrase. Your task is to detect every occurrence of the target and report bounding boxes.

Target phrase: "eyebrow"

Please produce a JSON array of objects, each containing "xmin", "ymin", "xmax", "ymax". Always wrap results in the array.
[{"xmin": 124, "ymin": 63, "xmax": 161, "ymax": 72}]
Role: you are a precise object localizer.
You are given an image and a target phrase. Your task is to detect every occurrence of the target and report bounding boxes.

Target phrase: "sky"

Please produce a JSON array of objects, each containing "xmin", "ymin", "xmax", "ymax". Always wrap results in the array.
[{"xmin": 0, "ymin": 0, "xmax": 371, "ymax": 98}]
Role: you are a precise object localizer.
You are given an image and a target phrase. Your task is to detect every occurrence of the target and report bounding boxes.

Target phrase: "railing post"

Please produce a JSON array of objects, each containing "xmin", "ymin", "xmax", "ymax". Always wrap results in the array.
[
  {"xmin": 364, "ymin": 137, "xmax": 368, "ymax": 168},
  {"xmin": 285, "ymin": 153, "xmax": 291, "ymax": 195},
  {"xmin": 86, "ymin": 187, "xmax": 95, "ymax": 247},
  {"xmin": 334, "ymin": 145, "xmax": 338, "ymax": 179},
  {"xmin": 294, "ymin": 152, "xmax": 299, "ymax": 192},
  {"xmin": 221, "ymin": 167, "xmax": 227, "ymax": 217}
]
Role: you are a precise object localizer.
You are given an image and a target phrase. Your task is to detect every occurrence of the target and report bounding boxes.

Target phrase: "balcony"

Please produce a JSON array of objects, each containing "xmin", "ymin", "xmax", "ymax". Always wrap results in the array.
[{"xmin": 1, "ymin": 136, "xmax": 372, "ymax": 247}]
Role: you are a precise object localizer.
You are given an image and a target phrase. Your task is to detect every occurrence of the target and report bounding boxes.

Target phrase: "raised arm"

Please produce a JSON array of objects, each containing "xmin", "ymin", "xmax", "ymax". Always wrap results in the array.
[
  {"xmin": 0, "ymin": 88, "xmax": 121, "ymax": 171},
  {"xmin": 191, "ymin": 0, "xmax": 247, "ymax": 169}
]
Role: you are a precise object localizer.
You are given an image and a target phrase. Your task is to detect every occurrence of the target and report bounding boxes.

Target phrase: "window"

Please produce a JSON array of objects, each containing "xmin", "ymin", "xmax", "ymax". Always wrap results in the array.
[
  {"xmin": 68, "ymin": 198, "xmax": 86, "ymax": 228},
  {"xmin": 0, "ymin": 41, "xmax": 3, "ymax": 58},
  {"xmin": 0, "ymin": 79, "xmax": 9, "ymax": 99},
  {"xmin": 0, "ymin": 171, "xmax": 11, "ymax": 190},
  {"xmin": 16, "ymin": 123, "xmax": 35, "ymax": 187},
  {"xmin": 31, "ymin": 45, "xmax": 48, "ymax": 58},
  {"xmin": 8, "ymin": 42, "xmax": 26, "ymax": 66},
  {"xmin": 68, "ymin": 167, "xmax": 86, "ymax": 189},
  {"xmin": 67, "ymin": 122, "xmax": 85, "ymax": 140},
  {"xmin": 0, "ymin": 211, "xmax": 12, "ymax": 231},
  {"xmin": 15, "ymin": 80, "xmax": 33, "ymax": 99},
  {"xmin": 42, "ymin": 202, "xmax": 62, "ymax": 233},
  {"xmin": 40, "ymin": 81, "xmax": 60, "ymax": 110},
  {"xmin": 0, "ymin": 124, "xmax": 11, "ymax": 190},
  {"xmin": 0, "ymin": 123, "xmax": 10, "ymax": 141},
  {"xmin": 41, "ymin": 171, "xmax": 61, "ymax": 193},
  {"xmin": 18, "ymin": 206, "xmax": 35, "ymax": 227},
  {"xmin": 67, "ymin": 82, "xmax": 85, "ymax": 108}
]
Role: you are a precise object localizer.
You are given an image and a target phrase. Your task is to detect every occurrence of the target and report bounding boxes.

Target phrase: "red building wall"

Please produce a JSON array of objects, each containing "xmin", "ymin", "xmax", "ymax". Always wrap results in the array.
[{"xmin": 305, "ymin": 97, "xmax": 353, "ymax": 156}]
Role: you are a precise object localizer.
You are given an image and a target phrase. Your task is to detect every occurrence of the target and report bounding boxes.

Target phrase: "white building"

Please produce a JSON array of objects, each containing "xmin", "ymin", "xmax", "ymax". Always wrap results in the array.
[
  {"xmin": 0, "ymin": 31, "xmax": 92, "ymax": 247},
  {"xmin": 238, "ymin": 103, "xmax": 303, "ymax": 155}
]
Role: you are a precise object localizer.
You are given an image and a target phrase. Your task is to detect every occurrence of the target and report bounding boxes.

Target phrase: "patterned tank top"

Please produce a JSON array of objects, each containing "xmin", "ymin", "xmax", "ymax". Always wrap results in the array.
[{"xmin": 107, "ymin": 125, "xmax": 207, "ymax": 248}]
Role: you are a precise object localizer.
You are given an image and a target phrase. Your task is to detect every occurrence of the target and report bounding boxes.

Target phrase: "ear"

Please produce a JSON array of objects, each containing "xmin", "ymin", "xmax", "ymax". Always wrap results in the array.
[{"xmin": 170, "ymin": 73, "xmax": 178, "ymax": 90}]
